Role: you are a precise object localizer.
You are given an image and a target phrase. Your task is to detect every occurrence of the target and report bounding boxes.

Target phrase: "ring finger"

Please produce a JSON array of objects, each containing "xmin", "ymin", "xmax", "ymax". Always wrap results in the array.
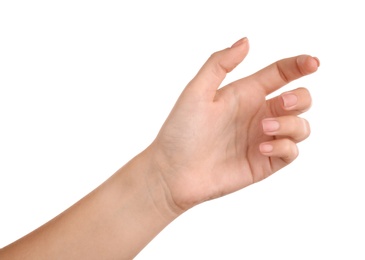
[{"xmin": 261, "ymin": 116, "xmax": 310, "ymax": 142}]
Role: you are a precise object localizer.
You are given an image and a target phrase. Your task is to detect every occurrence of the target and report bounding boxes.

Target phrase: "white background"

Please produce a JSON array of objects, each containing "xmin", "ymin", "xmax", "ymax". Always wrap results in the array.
[{"xmin": 0, "ymin": 1, "xmax": 364, "ymax": 259}]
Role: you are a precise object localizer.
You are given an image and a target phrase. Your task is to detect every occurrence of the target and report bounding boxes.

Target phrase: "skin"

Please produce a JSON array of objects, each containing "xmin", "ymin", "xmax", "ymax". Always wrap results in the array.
[{"xmin": 0, "ymin": 37, "xmax": 320, "ymax": 259}]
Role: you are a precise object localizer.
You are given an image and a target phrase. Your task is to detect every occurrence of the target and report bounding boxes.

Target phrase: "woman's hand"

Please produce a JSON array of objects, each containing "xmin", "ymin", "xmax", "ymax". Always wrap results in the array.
[
  {"xmin": 0, "ymin": 37, "xmax": 320, "ymax": 260},
  {"xmin": 147, "ymin": 38, "xmax": 320, "ymax": 212}
]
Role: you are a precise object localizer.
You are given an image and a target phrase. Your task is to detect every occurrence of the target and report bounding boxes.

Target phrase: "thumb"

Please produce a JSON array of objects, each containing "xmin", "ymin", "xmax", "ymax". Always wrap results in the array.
[{"xmin": 185, "ymin": 37, "xmax": 249, "ymax": 101}]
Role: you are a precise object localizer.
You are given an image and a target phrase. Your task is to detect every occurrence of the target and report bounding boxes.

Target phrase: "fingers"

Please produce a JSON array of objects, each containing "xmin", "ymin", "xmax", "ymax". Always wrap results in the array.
[
  {"xmin": 185, "ymin": 37, "xmax": 249, "ymax": 101},
  {"xmin": 248, "ymin": 55, "xmax": 320, "ymax": 95},
  {"xmin": 259, "ymin": 115, "xmax": 310, "ymax": 164},
  {"xmin": 267, "ymin": 87, "xmax": 312, "ymax": 117}
]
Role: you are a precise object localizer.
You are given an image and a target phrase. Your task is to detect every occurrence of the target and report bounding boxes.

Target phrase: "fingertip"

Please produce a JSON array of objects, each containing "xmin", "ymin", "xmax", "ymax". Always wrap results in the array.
[
  {"xmin": 298, "ymin": 55, "xmax": 320, "ymax": 74},
  {"xmin": 229, "ymin": 37, "xmax": 250, "ymax": 64},
  {"xmin": 313, "ymin": 56, "xmax": 320, "ymax": 67},
  {"xmin": 231, "ymin": 37, "xmax": 249, "ymax": 48},
  {"xmin": 214, "ymin": 36, "xmax": 249, "ymax": 74},
  {"xmin": 308, "ymin": 56, "xmax": 320, "ymax": 71}
]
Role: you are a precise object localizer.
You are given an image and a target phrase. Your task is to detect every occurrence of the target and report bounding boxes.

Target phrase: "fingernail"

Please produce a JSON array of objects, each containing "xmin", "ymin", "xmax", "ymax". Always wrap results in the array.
[
  {"xmin": 231, "ymin": 37, "xmax": 248, "ymax": 48},
  {"xmin": 260, "ymin": 143, "xmax": 273, "ymax": 153},
  {"xmin": 281, "ymin": 93, "xmax": 298, "ymax": 108},
  {"xmin": 262, "ymin": 118, "xmax": 280, "ymax": 132}
]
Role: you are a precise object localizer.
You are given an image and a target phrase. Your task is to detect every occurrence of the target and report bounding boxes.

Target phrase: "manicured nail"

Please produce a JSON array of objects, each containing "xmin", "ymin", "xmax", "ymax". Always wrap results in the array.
[
  {"xmin": 260, "ymin": 143, "xmax": 273, "ymax": 153},
  {"xmin": 262, "ymin": 118, "xmax": 280, "ymax": 132},
  {"xmin": 281, "ymin": 93, "xmax": 298, "ymax": 108},
  {"xmin": 231, "ymin": 37, "xmax": 248, "ymax": 48}
]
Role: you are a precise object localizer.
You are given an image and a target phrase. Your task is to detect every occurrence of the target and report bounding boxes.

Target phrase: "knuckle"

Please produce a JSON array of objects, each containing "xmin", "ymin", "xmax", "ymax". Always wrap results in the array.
[
  {"xmin": 289, "ymin": 141, "xmax": 299, "ymax": 159},
  {"xmin": 280, "ymin": 139, "xmax": 298, "ymax": 163},
  {"xmin": 209, "ymin": 50, "xmax": 223, "ymax": 60}
]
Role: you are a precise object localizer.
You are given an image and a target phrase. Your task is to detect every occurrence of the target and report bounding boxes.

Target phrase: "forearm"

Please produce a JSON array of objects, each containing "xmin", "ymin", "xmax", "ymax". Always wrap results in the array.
[{"xmin": 0, "ymin": 150, "xmax": 178, "ymax": 260}]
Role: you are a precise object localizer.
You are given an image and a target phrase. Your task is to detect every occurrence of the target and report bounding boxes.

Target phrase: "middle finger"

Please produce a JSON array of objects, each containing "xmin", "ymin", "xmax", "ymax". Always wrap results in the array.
[{"xmin": 266, "ymin": 87, "xmax": 312, "ymax": 117}]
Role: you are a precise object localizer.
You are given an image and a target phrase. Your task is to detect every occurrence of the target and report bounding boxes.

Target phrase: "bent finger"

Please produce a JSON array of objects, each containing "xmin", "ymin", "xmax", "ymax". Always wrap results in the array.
[
  {"xmin": 262, "ymin": 116, "xmax": 310, "ymax": 142},
  {"xmin": 259, "ymin": 138, "xmax": 299, "ymax": 164},
  {"xmin": 266, "ymin": 87, "xmax": 312, "ymax": 117}
]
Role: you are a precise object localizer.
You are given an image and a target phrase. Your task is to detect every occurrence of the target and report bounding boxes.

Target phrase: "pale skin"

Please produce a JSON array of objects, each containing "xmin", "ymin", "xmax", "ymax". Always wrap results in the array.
[{"xmin": 0, "ymin": 37, "xmax": 320, "ymax": 259}]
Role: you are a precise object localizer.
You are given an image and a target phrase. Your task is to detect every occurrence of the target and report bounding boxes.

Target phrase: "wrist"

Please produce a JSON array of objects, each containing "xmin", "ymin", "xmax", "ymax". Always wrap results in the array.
[{"xmin": 130, "ymin": 148, "xmax": 185, "ymax": 220}]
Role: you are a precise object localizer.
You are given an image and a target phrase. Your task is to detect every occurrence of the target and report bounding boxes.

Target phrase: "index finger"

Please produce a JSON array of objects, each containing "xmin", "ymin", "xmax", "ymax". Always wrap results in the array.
[{"xmin": 247, "ymin": 55, "xmax": 320, "ymax": 95}]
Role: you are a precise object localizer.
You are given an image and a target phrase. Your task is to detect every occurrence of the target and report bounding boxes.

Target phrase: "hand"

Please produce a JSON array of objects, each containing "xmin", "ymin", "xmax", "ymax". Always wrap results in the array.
[
  {"xmin": 0, "ymin": 37, "xmax": 320, "ymax": 260},
  {"xmin": 147, "ymin": 37, "xmax": 319, "ymax": 213}
]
